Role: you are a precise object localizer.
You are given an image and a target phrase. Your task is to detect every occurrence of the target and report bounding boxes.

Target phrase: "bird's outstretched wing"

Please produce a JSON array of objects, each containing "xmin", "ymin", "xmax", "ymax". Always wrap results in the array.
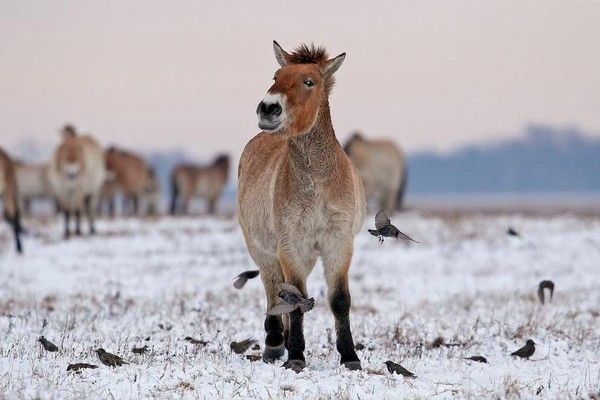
[
  {"xmin": 267, "ymin": 303, "xmax": 299, "ymax": 316},
  {"xmin": 374, "ymin": 210, "xmax": 390, "ymax": 230},
  {"xmin": 280, "ymin": 282, "xmax": 303, "ymax": 296},
  {"xmin": 397, "ymin": 231, "xmax": 420, "ymax": 244},
  {"xmin": 233, "ymin": 270, "xmax": 260, "ymax": 289}
]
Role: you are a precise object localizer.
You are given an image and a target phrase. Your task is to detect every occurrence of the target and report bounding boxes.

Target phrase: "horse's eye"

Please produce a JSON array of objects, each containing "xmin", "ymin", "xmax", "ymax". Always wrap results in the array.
[{"xmin": 304, "ymin": 79, "xmax": 315, "ymax": 87}]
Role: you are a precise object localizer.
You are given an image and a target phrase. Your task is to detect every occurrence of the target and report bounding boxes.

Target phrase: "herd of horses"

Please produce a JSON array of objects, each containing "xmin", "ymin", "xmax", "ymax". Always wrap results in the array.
[
  {"xmin": 1, "ymin": 124, "xmax": 407, "ymax": 256},
  {"xmin": 1, "ymin": 40, "xmax": 407, "ymax": 371}
]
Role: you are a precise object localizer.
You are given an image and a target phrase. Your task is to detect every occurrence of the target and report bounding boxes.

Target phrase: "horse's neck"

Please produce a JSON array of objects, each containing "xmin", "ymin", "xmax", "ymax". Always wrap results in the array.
[{"xmin": 288, "ymin": 102, "xmax": 338, "ymax": 184}]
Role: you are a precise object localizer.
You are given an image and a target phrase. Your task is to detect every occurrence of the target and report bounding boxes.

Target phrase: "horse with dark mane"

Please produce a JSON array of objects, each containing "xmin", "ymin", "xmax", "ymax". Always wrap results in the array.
[{"xmin": 238, "ymin": 41, "xmax": 365, "ymax": 371}]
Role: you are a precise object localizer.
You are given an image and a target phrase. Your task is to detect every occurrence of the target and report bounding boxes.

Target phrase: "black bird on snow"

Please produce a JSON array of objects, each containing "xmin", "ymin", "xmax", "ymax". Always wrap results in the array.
[
  {"xmin": 185, "ymin": 336, "xmax": 209, "ymax": 346},
  {"xmin": 368, "ymin": 210, "xmax": 419, "ymax": 244},
  {"xmin": 510, "ymin": 340, "xmax": 536, "ymax": 359},
  {"xmin": 233, "ymin": 270, "xmax": 260, "ymax": 289},
  {"xmin": 267, "ymin": 283, "xmax": 315, "ymax": 316},
  {"xmin": 538, "ymin": 280, "xmax": 555, "ymax": 304},
  {"xmin": 67, "ymin": 363, "xmax": 98, "ymax": 373},
  {"xmin": 132, "ymin": 345, "xmax": 149, "ymax": 354},
  {"xmin": 230, "ymin": 338, "xmax": 257, "ymax": 354},
  {"xmin": 507, "ymin": 226, "xmax": 520, "ymax": 237},
  {"xmin": 463, "ymin": 356, "xmax": 488, "ymax": 363},
  {"xmin": 38, "ymin": 336, "xmax": 58, "ymax": 352},
  {"xmin": 384, "ymin": 360, "xmax": 417, "ymax": 378},
  {"xmin": 96, "ymin": 348, "xmax": 128, "ymax": 367}
]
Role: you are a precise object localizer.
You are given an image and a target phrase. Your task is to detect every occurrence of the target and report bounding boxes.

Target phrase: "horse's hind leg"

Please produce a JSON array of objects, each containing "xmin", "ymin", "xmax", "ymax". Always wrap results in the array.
[{"xmin": 322, "ymin": 239, "xmax": 361, "ymax": 370}]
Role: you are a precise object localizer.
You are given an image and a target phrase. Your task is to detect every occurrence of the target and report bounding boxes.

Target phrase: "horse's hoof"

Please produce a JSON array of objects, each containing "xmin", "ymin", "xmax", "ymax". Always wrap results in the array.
[
  {"xmin": 282, "ymin": 359, "xmax": 306, "ymax": 373},
  {"xmin": 343, "ymin": 361, "xmax": 362, "ymax": 371},
  {"xmin": 262, "ymin": 343, "xmax": 284, "ymax": 363}
]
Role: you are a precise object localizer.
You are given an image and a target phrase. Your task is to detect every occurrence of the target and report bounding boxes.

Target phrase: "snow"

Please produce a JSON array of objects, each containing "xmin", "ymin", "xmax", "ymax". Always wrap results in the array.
[{"xmin": 0, "ymin": 212, "xmax": 599, "ymax": 399}]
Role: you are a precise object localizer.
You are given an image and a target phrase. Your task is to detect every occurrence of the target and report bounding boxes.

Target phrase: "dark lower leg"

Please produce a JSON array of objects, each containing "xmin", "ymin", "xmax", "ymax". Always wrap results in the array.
[
  {"xmin": 64, "ymin": 211, "xmax": 71, "ymax": 239},
  {"xmin": 330, "ymin": 286, "xmax": 360, "ymax": 367},
  {"xmin": 85, "ymin": 195, "xmax": 95, "ymax": 234},
  {"xmin": 74, "ymin": 210, "xmax": 81, "ymax": 235},
  {"xmin": 6, "ymin": 210, "xmax": 23, "ymax": 253},
  {"xmin": 132, "ymin": 196, "xmax": 139, "ymax": 215},
  {"xmin": 286, "ymin": 309, "xmax": 305, "ymax": 362},
  {"xmin": 263, "ymin": 315, "xmax": 285, "ymax": 361},
  {"xmin": 108, "ymin": 198, "xmax": 115, "ymax": 218},
  {"xmin": 207, "ymin": 198, "xmax": 216, "ymax": 215}
]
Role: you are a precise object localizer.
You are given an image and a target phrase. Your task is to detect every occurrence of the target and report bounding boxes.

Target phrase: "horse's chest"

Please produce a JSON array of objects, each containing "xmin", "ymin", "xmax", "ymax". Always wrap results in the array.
[{"xmin": 280, "ymin": 198, "xmax": 339, "ymax": 243}]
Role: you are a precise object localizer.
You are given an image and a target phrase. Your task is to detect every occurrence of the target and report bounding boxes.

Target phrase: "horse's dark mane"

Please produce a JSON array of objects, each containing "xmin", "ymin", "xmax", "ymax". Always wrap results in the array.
[
  {"xmin": 288, "ymin": 44, "xmax": 329, "ymax": 66},
  {"xmin": 343, "ymin": 132, "xmax": 364, "ymax": 154},
  {"xmin": 213, "ymin": 154, "xmax": 230, "ymax": 167}
]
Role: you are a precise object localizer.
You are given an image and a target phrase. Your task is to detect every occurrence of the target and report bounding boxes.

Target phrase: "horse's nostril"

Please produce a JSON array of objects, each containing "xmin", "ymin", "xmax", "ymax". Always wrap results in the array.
[
  {"xmin": 258, "ymin": 101, "xmax": 282, "ymax": 117},
  {"xmin": 267, "ymin": 103, "xmax": 282, "ymax": 117}
]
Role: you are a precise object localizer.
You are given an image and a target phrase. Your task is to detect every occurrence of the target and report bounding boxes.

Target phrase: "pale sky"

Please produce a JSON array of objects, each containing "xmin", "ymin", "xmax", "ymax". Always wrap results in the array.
[{"xmin": 1, "ymin": 1, "xmax": 599, "ymax": 160}]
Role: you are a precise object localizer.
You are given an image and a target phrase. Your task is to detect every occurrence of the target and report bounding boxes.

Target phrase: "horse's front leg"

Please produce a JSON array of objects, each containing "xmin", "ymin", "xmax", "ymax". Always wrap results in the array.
[
  {"xmin": 277, "ymin": 248, "xmax": 311, "ymax": 371},
  {"xmin": 259, "ymin": 265, "xmax": 286, "ymax": 362},
  {"xmin": 322, "ymin": 238, "xmax": 361, "ymax": 370}
]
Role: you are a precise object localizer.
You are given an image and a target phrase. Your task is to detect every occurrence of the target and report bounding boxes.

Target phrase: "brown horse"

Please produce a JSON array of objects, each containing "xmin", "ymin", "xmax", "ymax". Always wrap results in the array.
[
  {"xmin": 103, "ymin": 147, "xmax": 151, "ymax": 216},
  {"xmin": 238, "ymin": 42, "xmax": 366, "ymax": 371},
  {"xmin": 0, "ymin": 147, "xmax": 23, "ymax": 253},
  {"xmin": 344, "ymin": 132, "xmax": 408, "ymax": 213},
  {"xmin": 48, "ymin": 126, "xmax": 106, "ymax": 238},
  {"xmin": 170, "ymin": 154, "xmax": 230, "ymax": 215}
]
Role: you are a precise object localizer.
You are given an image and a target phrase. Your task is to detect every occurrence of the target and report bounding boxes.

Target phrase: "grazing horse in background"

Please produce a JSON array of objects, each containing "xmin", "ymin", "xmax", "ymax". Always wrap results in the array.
[
  {"xmin": 170, "ymin": 154, "xmax": 230, "ymax": 215},
  {"xmin": 0, "ymin": 147, "xmax": 23, "ymax": 253},
  {"xmin": 103, "ymin": 147, "xmax": 151, "ymax": 216},
  {"xmin": 238, "ymin": 41, "xmax": 366, "ymax": 371},
  {"xmin": 14, "ymin": 161, "xmax": 54, "ymax": 215},
  {"xmin": 344, "ymin": 132, "xmax": 408, "ymax": 213},
  {"xmin": 48, "ymin": 126, "xmax": 106, "ymax": 238}
]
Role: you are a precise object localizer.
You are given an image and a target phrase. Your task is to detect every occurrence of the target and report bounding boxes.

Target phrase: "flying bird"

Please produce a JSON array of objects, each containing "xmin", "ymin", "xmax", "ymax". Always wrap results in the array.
[
  {"xmin": 507, "ymin": 227, "xmax": 520, "ymax": 237},
  {"xmin": 96, "ymin": 348, "xmax": 128, "ymax": 367},
  {"xmin": 131, "ymin": 345, "xmax": 149, "ymax": 354},
  {"xmin": 463, "ymin": 356, "xmax": 488, "ymax": 363},
  {"xmin": 384, "ymin": 360, "xmax": 417, "ymax": 378},
  {"xmin": 368, "ymin": 210, "xmax": 419, "ymax": 244},
  {"xmin": 230, "ymin": 338, "xmax": 257, "ymax": 354},
  {"xmin": 67, "ymin": 363, "xmax": 98, "ymax": 373},
  {"xmin": 537, "ymin": 280, "xmax": 555, "ymax": 304},
  {"xmin": 510, "ymin": 340, "xmax": 536, "ymax": 359},
  {"xmin": 233, "ymin": 270, "xmax": 260, "ymax": 289},
  {"xmin": 38, "ymin": 336, "xmax": 58, "ymax": 352},
  {"xmin": 267, "ymin": 283, "xmax": 315, "ymax": 316}
]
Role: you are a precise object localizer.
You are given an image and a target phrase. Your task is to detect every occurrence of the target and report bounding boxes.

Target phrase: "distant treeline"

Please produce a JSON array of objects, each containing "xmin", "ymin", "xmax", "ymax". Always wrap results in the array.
[{"xmin": 407, "ymin": 125, "xmax": 600, "ymax": 194}]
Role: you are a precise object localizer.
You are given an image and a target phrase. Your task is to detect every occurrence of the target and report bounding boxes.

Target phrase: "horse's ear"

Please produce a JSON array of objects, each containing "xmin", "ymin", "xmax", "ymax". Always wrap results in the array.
[
  {"xmin": 322, "ymin": 53, "xmax": 346, "ymax": 77},
  {"xmin": 273, "ymin": 40, "xmax": 290, "ymax": 67}
]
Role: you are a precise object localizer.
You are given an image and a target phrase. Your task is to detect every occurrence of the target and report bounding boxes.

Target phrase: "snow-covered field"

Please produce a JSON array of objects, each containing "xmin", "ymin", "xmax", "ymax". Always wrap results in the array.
[{"xmin": 0, "ymin": 212, "xmax": 599, "ymax": 399}]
